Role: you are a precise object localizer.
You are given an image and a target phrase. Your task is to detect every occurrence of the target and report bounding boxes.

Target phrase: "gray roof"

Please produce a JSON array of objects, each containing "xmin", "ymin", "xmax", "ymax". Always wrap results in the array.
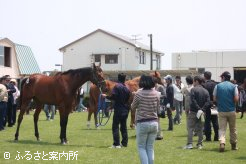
[
  {"xmin": 15, "ymin": 44, "xmax": 41, "ymax": 75},
  {"xmin": 59, "ymin": 29, "xmax": 164, "ymax": 54}
]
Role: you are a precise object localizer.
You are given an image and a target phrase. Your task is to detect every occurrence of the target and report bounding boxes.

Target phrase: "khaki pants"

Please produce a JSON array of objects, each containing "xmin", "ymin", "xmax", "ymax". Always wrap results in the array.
[{"xmin": 218, "ymin": 112, "xmax": 237, "ymax": 145}]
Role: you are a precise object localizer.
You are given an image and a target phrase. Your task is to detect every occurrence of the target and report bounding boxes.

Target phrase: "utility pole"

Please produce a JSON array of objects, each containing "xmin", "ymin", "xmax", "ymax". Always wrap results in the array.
[{"xmin": 148, "ymin": 34, "xmax": 153, "ymax": 70}]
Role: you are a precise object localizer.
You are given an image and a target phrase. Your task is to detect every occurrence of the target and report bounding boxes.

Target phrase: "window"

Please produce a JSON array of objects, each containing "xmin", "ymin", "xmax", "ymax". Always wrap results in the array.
[
  {"xmin": 94, "ymin": 55, "xmax": 101, "ymax": 63},
  {"xmin": 139, "ymin": 51, "xmax": 145, "ymax": 64},
  {"xmin": 105, "ymin": 55, "xmax": 118, "ymax": 64},
  {"xmin": 0, "ymin": 46, "xmax": 11, "ymax": 67},
  {"xmin": 198, "ymin": 68, "xmax": 205, "ymax": 74}
]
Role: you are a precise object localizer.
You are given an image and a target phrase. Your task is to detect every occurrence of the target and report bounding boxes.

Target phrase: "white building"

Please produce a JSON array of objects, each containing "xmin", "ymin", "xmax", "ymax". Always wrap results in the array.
[
  {"xmin": 172, "ymin": 50, "xmax": 246, "ymax": 83},
  {"xmin": 59, "ymin": 29, "xmax": 164, "ymax": 71}
]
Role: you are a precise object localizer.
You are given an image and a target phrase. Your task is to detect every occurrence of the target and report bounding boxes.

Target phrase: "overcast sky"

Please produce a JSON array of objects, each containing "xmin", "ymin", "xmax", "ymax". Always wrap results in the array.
[{"xmin": 1, "ymin": 0, "xmax": 246, "ymax": 71}]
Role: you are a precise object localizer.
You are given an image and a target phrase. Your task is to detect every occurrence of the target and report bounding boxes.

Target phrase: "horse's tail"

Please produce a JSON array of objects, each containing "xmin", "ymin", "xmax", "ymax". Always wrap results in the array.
[{"xmin": 19, "ymin": 78, "xmax": 28, "ymax": 108}]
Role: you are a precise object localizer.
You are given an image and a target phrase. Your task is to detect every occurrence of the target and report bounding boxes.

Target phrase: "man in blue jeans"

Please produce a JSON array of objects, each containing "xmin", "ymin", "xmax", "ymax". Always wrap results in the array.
[{"xmin": 102, "ymin": 73, "xmax": 130, "ymax": 148}]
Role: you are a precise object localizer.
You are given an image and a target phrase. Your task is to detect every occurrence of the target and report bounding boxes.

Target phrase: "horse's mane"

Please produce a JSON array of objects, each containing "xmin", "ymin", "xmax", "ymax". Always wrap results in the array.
[{"xmin": 61, "ymin": 67, "xmax": 92, "ymax": 76}]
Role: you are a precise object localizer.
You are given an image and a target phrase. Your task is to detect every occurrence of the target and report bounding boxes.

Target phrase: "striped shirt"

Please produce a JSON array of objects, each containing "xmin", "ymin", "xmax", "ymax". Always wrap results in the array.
[{"xmin": 131, "ymin": 88, "xmax": 160, "ymax": 123}]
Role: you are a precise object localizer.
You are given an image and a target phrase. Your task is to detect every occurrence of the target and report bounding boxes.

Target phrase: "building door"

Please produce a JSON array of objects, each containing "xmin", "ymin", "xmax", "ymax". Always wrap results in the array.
[{"xmin": 234, "ymin": 67, "xmax": 246, "ymax": 84}]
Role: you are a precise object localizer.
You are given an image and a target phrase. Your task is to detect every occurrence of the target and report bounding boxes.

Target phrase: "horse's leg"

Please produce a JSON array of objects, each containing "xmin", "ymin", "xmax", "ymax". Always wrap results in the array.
[
  {"xmin": 33, "ymin": 103, "xmax": 42, "ymax": 141},
  {"xmin": 94, "ymin": 111, "xmax": 99, "ymax": 129},
  {"xmin": 87, "ymin": 107, "xmax": 92, "ymax": 129},
  {"xmin": 130, "ymin": 108, "xmax": 135, "ymax": 129},
  {"xmin": 59, "ymin": 109, "xmax": 69, "ymax": 144},
  {"xmin": 15, "ymin": 102, "xmax": 29, "ymax": 141}
]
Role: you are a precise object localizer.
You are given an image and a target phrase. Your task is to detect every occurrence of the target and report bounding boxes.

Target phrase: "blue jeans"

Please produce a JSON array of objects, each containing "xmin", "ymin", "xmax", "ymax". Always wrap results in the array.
[
  {"xmin": 76, "ymin": 97, "xmax": 87, "ymax": 112},
  {"xmin": 174, "ymin": 99, "xmax": 183, "ymax": 124},
  {"xmin": 136, "ymin": 121, "xmax": 158, "ymax": 164},
  {"xmin": 44, "ymin": 104, "xmax": 55, "ymax": 119}
]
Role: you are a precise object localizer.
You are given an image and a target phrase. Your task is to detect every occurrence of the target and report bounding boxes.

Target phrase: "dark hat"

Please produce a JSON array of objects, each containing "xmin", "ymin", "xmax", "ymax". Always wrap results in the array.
[{"xmin": 220, "ymin": 71, "xmax": 231, "ymax": 78}]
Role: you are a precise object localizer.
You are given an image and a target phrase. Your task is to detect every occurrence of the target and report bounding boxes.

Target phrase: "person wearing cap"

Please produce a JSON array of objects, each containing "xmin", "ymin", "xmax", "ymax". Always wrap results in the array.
[
  {"xmin": 164, "ymin": 75, "xmax": 174, "ymax": 131},
  {"xmin": 213, "ymin": 71, "xmax": 239, "ymax": 152},
  {"xmin": 10, "ymin": 79, "xmax": 20, "ymax": 126}
]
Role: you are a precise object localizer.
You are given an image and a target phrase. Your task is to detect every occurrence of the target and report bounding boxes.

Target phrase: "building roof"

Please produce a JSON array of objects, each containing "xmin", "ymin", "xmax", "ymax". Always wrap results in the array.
[
  {"xmin": 59, "ymin": 29, "xmax": 164, "ymax": 55},
  {"xmin": 15, "ymin": 43, "xmax": 41, "ymax": 75}
]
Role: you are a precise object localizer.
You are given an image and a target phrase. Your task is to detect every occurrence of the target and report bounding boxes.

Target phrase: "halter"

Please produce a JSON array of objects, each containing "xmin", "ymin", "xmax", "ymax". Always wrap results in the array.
[
  {"xmin": 96, "ymin": 93, "xmax": 113, "ymax": 127},
  {"xmin": 91, "ymin": 68, "xmax": 105, "ymax": 90}
]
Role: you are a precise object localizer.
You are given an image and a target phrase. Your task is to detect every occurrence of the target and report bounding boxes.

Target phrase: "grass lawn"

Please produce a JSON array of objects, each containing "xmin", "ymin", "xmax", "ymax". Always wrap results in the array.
[{"xmin": 0, "ymin": 111, "xmax": 246, "ymax": 164}]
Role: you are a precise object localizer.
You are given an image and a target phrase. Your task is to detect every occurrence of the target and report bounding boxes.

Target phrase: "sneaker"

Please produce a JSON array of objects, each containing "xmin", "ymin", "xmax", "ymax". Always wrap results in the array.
[
  {"xmin": 197, "ymin": 144, "xmax": 203, "ymax": 149},
  {"xmin": 183, "ymin": 144, "xmax": 193, "ymax": 149},
  {"xmin": 121, "ymin": 144, "xmax": 127, "ymax": 148},
  {"xmin": 109, "ymin": 145, "xmax": 121, "ymax": 149},
  {"xmin": 156, "ymin": 136, "xmax": 163, "ymax": 140},
  {"xmin": 219, "ymin": 143, "xmax": 225, "ymax": 152}
]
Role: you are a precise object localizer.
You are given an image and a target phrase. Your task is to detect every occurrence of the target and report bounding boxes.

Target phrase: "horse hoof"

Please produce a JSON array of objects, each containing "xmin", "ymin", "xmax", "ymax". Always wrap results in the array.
[
  {"xmin": 37, "ymin": 138, "xmax": 41, "ymax": 141},
  {"xmin": 14, "ymin": 138, "xmax": 18, "ymax": 142}
]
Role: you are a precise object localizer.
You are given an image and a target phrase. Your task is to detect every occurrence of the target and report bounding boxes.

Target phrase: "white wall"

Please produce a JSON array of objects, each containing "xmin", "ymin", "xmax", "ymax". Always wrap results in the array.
[
  {"xmin": 62, "ymin": 31, "xmax": 140, "ymax": 71},
  {"xmin": 172, "ymin": 51, "xmax": 246, "ymax": 81}
]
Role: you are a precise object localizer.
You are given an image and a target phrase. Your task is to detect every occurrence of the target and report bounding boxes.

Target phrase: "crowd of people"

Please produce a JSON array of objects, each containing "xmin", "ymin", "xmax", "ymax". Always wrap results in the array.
[
  {"xmin": 1, "ymin": 71, "xmax": 245, "ymax": 164},
  {"xmin": 101, "ymin": 71, "xmax": 245, "ymax": 164}
]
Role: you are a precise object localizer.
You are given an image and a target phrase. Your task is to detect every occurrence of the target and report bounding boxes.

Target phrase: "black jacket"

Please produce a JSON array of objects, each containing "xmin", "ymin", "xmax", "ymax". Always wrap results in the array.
[
  {"xmin": 6, "ymin": 83, "xmax": 16, "ymax": 104},
  {"xmin": 190, "ymin": 85, "xmax": 210, "ymax": 113},
  {"xmin": 164, "ymin": 83, "xmax": 174, "ymax": 108},
  {"xmin": 203, "ymin": 80, "xmax": 217, "ymax": 101}
]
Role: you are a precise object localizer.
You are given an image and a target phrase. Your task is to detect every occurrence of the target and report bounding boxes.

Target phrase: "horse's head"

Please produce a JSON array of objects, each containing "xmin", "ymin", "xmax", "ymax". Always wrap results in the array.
[
  {"xmin": 150, "ymin": 71, "xmax": 164, "ymax": 85},
  {"xmin": 91, "ymin": 63, "xmax": 107, "ymax": 92}
]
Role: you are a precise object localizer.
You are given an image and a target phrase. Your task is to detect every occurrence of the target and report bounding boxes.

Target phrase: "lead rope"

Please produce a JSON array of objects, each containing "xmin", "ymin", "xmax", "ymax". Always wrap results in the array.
[{"xmin": 96, "ymin": 87, "xmax": 113, "ymax": 127}]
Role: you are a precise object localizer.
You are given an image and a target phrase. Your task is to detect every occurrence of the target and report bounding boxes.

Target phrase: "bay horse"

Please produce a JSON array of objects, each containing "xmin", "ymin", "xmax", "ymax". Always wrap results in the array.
[
  {"xmin": 14, "ymin": 64, "xmax": 105, "ymax": 144},
  {"xmin": 87, "ymin": 71, "xmax": 163, "ymax": 129}
]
